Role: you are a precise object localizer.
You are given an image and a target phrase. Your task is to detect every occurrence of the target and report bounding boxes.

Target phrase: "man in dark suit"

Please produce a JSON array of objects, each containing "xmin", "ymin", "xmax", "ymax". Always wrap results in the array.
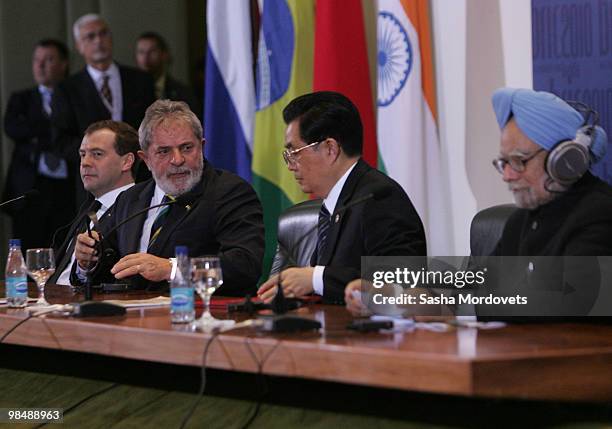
[
  {"xmin": 51, "ymin": 13, "xmax": 155, "ymax": 205},
  {"xmin": 49, "ymin": 120, "xmax": 139, "ymax": 286},
  {"xmin": 134, "ymin": 32, "xmax": 201, "ymax": 118},
  {"xmin": 2, "ymin": 39, "xmax": 73, "ymax": 250},
  {"xmin": 74, "ymin": 100, "xmax": 264, "ymax": 296},
  {"xmin": 258, "ymin": 91, "xmax": 426, "ymax": 304},
  {"xmin": 481, "ymin": 88, "xmax": 612, "ymax": 317}
]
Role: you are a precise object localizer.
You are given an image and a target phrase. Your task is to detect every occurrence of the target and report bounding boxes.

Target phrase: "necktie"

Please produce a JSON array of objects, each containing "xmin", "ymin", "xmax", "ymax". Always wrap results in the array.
[
  {"xmin": 40, "ymin": 87, "xmax": 52, "ymax": 116},
  {"xmin": 316, "ymin": 204, "xmax": 331, "ymax": 264},
  {"xmin": 148, "ymin": 195, "xmax": 176, "ymax": 249},
  {"xmin": 56, "ymin": 200, "xmax": 102, "ymax": 276},
  {"xmin": 100, "ymin": 74, "xmax": 113, "ymax": 107}
]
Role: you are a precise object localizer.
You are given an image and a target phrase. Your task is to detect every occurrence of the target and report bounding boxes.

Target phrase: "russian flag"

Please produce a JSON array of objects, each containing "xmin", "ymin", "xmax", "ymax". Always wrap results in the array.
[{"xmin": 204, "ymin": 1, "xmax": 254, "ymax": 182}]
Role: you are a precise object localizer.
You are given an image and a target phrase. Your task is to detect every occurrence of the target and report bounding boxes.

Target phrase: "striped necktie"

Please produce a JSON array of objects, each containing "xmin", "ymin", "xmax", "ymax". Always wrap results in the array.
[
  {"xmin": 148, "ymin": 195, "xmax": 175, "ymax": 249},
  {"xmin": 316, "ymin": 204, "xmax": 331, "ymax": 264},
  {"xmin": 100, "ymin": 74, "xmax": 113, "ymax": 106}
]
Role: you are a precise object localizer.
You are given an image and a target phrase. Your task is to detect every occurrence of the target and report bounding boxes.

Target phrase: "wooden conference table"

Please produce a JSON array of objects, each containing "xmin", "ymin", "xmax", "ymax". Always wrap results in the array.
[{"xmin": 1, "ymin": 285, "xmax": 612, "ymax": 404}]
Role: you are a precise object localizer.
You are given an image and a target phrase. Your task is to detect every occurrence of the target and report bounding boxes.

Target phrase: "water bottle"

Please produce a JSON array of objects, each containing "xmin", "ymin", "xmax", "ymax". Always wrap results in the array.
[
  {"xmin": 170, "ymin": 246, "xmax": 195, "ymax": 323},
  {"xmin": 5, "ymin": 239, "xmax": 28, "ymax": 308}
]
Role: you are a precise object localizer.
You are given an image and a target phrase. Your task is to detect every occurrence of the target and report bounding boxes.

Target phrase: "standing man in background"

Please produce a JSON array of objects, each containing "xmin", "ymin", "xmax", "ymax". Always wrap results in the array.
[
  {"xmin": 134, "ymin": 31, "xmax": 201, "ymax": 118},
  {"xmin": 52, "ymin": 13, "xmax": 155, "ymax": 206},
  {"xmin": 2, "ymin": 39, "xmax": 73, "ymax": 250}
]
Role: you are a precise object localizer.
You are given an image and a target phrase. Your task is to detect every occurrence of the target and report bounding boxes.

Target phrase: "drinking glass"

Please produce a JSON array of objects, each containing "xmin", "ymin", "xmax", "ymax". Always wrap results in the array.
[
  {"xmin": 191, "ymin": 256, "xmax": 234, "ymax": 331},
  {"xmin": 26, "ymin": 248, "xmax": 55, "ymax": 306}
]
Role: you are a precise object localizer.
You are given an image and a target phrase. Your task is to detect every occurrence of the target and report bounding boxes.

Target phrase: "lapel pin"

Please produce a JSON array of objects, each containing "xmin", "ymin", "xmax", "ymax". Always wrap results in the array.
[{"xmin": 335, "ymin": 214, "xmax": 340, "ymax": 223}]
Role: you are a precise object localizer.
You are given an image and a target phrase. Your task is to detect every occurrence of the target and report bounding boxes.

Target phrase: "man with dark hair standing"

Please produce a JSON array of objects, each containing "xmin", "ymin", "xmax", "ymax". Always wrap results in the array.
[
  {"xmin": 258, "ymin": 91, "xmax": 426, "ymax": 304},
  {"xmin": 74, "ymin": 100, "xmax": 264, "ymax": 296},
  {"xmin": 52, "ymin": 14, "xmax": 155, "ymax": 205},
  {"xmin": 135, "ymin": 32, "xmax": 201, "ymax": 117},
  {"xmin": 2, "ymin": 39, "xmax": 72, "ymax": 250},
  {"xmin": 49, "ymin": 120, "xmax": 140, "ymax": 286}
]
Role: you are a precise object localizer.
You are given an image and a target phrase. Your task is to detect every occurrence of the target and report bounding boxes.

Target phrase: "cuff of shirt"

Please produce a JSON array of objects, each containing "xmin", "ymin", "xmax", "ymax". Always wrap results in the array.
[
  {"xmin": 312, "ymin": 265, "xmax": 325, "ymax": 296},
  {"xmin": 75, "ymin": 262, "xmax": 88, "ymax": 282}
]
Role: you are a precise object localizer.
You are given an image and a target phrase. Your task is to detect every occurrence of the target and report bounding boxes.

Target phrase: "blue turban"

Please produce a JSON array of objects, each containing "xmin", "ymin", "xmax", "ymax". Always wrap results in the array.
[{"xmin": 491, "ymin": 87, "xmax": 607, "ymax": 163}]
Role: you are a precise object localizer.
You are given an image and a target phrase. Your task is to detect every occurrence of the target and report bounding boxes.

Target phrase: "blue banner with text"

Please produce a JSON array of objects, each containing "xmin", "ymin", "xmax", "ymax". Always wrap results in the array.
[{"xmin": 532, "ymin": 0, "xmax": 612, "ymax": 183}]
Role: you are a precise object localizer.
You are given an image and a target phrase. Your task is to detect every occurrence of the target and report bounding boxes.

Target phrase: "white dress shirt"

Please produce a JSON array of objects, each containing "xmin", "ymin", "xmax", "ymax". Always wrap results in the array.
[
  {"xmin": 138, "ymin": 185, "xmax": 169, "ymax": 253},
  {"xmin": 63, "ymin": 183, "xmax": 134, "ymax": 285},
  {"xmin": 86, "ymin": 63, "xmax": 123, "ymax": 121},
  {"xmin": 312, "ymin": 161, "xmax": 358, "ymax": 296}
]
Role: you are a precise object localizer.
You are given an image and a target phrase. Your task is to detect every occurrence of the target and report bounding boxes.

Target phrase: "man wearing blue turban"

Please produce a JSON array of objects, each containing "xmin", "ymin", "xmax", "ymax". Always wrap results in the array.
[
  {"xmin": 475, "ymin": 88, "xmax": 612, "ymax": 318},
  {"xmin": 490, "ymin": 87, "xmax": 612, "ymax": 256}
]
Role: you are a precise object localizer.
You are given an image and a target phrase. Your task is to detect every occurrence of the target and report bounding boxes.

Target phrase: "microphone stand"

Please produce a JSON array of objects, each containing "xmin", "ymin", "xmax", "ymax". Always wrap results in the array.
[
  {"xmin": 84, "ymin": 210, "xmax": 100, "ymax": 301},
  {"xmin": 0, "ymin": 190, "xmax": 40, "ymax": 208},
  {"xmin": 77, "ymin": 199, "xmax": 181, "ymax": 301}
]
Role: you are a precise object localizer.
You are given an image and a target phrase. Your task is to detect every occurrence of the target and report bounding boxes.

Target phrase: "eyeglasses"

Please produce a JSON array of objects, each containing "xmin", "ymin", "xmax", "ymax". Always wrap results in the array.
[
  {"xmin": 492, "ymin": 148, "xmax": 544, "ymax": 174},
  {"xmin": 282, "ymin": 140, "xmax": 324, "ymax": 166},
  {"xmin": 81, "ymin": 28, "xmax": 110, "ymax": 43}
]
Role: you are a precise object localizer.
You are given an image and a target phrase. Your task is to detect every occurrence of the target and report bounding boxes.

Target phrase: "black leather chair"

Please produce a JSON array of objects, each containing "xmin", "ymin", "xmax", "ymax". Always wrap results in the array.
[
  {"xmin": 469, "ymin": 204, "xmax": 518, "ymax": 256},
  {"xmin": 269, "ymin": 199, "xmax": 322, "ymax": 275}
]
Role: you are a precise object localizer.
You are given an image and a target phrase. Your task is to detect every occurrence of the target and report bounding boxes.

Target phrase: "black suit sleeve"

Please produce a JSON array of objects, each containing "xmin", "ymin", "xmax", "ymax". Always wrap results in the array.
[
  {"xmin": 5, "ymin": 92, "xmax": 32, "ymax": 141},
  {"xmin": 322, "ymin": 187, "xmax": 427, "ymax": 303},
  {"xmin": 212, "ymin": 178, "xmax": 265, "ymax": 296}
]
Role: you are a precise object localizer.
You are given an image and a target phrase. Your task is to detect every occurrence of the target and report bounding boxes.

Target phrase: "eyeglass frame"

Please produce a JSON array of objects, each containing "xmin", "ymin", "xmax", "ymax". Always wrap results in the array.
[
  {"xmin": 282, "ymin": 140, "xmax": 325, "ymax": 166},
  {"xmin": 492, "ymin": 148, "xmax": 545, "ymax": 175}
]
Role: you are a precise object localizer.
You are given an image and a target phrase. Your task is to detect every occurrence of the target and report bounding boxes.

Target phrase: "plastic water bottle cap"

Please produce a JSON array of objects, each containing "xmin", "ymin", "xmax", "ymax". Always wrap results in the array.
[
  {"xmin": 175, "ymin": 246, "xmax": 188, "ymax": 256},
  {"xmin": 9, "ymin": 239, "xmax": 21, "ymax": 247}
]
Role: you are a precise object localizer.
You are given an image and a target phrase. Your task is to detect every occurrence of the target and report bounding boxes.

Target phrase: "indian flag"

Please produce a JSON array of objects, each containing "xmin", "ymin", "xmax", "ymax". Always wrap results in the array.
[
  {"xmin": 252, "ymin": 0, "xmax": 315, "ymax": 276},
  {"xmin": 377, "ymin": 0, "xmax": 452, "ymax": 255}
]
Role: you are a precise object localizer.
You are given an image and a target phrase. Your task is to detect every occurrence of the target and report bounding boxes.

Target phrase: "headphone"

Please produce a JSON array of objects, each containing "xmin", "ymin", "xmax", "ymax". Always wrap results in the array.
[{"xmin": 545, "ymin": 101, "xmax": 599, "ymax": 187}]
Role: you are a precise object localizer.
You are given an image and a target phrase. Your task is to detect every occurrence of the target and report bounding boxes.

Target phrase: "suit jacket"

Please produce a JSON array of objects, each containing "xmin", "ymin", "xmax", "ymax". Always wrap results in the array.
[
  {"xmin": 83, "ymin": 161, "xmax": 265, "ymax": 296},
  {"xmin": 492, "ymin": 173, "xmax": 612, "ymax": 256},
  {"xmin": 48, "ymin": 197, "xmax": 115, "ymax": 285},
  {"xmin": 2, "ymin": 87, "xmax": 62, "ymax": 204},
  {"xmin": 162, "ymin": 75, "xmax": 201, "ymax": 119},
  {"xmin": 51, "ymin": 64, "xmax": 155, "ymax": 201},
  {"xmin": 479, "ymin": 172, "xmax": 612, "ymax": 319},
  {"xmin": 311, "ymin": 159, "xmax": 427, "ymax": 303}
]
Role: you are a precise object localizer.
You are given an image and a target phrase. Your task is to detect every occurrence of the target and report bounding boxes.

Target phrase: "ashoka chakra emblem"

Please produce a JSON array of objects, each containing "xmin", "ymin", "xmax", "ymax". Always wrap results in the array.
[{"xmin": 377, "ymin": 11, "xmax": 412, "ymax": 107}]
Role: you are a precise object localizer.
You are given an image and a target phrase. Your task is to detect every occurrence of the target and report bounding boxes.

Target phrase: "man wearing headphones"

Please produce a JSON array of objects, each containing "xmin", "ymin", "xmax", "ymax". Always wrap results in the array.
[{"xmin": 490, "ymin": 87, "xmax": 612, "ymax": 256}]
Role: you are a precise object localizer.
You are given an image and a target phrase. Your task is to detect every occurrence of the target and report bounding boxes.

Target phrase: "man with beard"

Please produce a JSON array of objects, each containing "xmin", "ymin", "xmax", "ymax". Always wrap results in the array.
[
  {"xmin": 346, "ymin": 88, "xmax": 612, "ymax": 318},
  {"xmin": 489, "ymin": 87, "xmax": 612, "ymax": 256},
  {"xmin": 74, "ymin": 100, "xmax": 264, "ymax": 295},
  {"xmin": 478, "ymin": 88, "xmax": 612, "ymax": 318}
]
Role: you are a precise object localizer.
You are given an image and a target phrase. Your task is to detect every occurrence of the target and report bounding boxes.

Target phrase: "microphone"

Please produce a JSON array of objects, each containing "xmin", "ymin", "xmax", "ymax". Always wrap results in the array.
[
  {"xmin": 81, "ymin": 198, "xmax": 182, "ymax": 298},
  {"xmin": 334, "ymin": 184, "xmax": 391, "ymax": 213},
  {"xmin": 276, "ymin": 183, "xmax": 391, "ymax": 267},
  {"xmin": 102, "ymin": 199, "xmax": 180, "ymax": 240},
  {"xmin": 0, "ymin": 190, "xmax": 40, "ymax": 208}
]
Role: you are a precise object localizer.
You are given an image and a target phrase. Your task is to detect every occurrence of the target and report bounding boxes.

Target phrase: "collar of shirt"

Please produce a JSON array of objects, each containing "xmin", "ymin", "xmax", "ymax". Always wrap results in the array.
[
  {"xmin": 87, "ymin": 63, "xmax": 120, "ymax": 89},
  {"xmin": 96, "ymin": 182, "xmax": 134, "ymax": 215},
  {"xmin": 37, "ymin": 84, "xmax": 53, "ymax": 96},
  {"xmin": 151, "ymin": 184, "xmax": 168, "ymax": 209},
  {"xmin": 322, "ymin": 161, "xmax": 358, "ymax": 214}
]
